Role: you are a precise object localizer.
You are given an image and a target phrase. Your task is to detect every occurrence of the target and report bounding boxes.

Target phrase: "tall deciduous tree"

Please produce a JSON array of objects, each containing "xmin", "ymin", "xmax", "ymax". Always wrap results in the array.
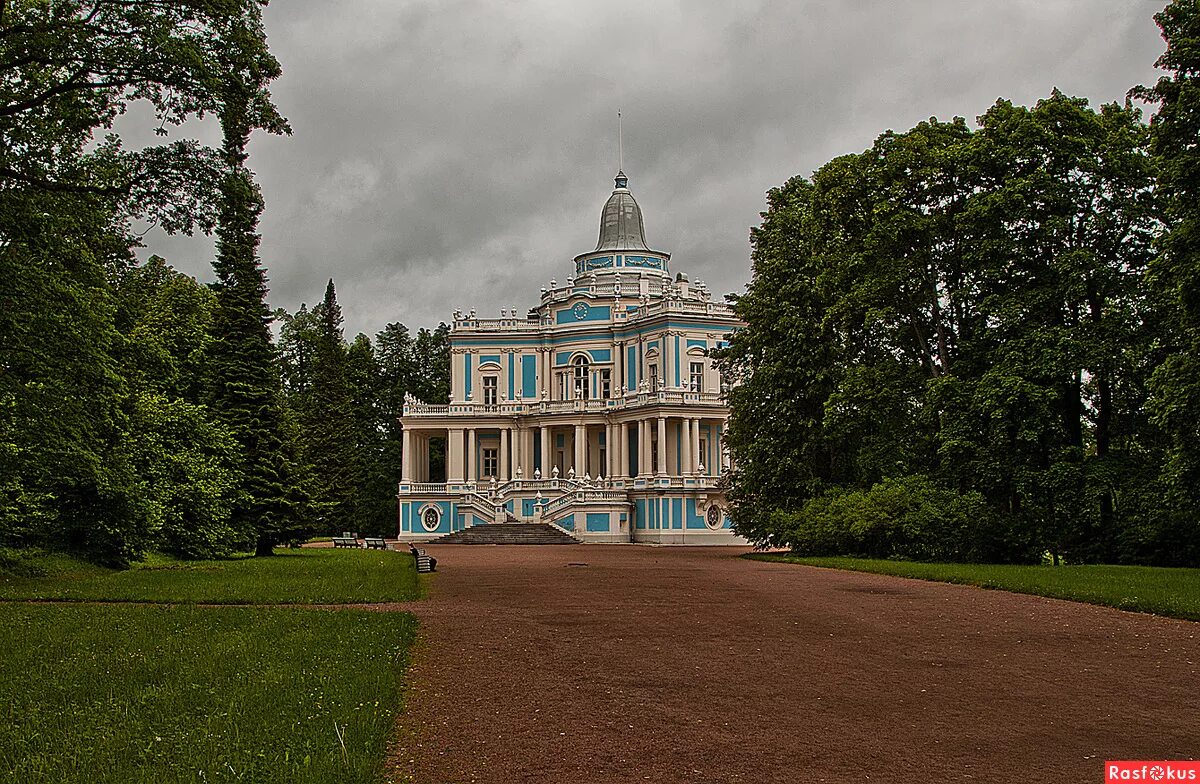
[
  {"xmin": 722, "ymin": 93, "xmax": 1172, "ymax": 564},
  {"xmin": 1137, "ymin": 0, "xmax": 1200, "ymax": 556},
  {"xmin": 1, "ymin": 0, "xmax": 287, "ymax": 564}
]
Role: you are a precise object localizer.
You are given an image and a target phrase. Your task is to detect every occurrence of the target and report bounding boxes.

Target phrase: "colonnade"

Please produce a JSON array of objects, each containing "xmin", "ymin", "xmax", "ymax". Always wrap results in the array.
[{"xmin": 401, "ymin": 415, "xmax": 726, "ymax": 484}]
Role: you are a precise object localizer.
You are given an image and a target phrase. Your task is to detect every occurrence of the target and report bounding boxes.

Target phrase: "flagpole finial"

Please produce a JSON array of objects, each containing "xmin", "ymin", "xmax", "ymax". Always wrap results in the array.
[{"xmin": 618, "ymin": 109, "xmax": 623, "ymax": 174}]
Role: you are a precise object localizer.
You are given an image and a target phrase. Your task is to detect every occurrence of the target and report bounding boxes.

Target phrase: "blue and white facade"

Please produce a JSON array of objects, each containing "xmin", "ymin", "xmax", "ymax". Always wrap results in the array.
[{"xmin": 398, "ymin": 171, "xmax": 744, "ymax": 543}]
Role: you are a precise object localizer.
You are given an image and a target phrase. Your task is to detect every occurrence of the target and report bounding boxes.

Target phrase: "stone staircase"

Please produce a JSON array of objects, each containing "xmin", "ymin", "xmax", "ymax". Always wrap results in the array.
[{"xmin": 430, "ymin": 522, "xmax": 581, "ymax": 545}]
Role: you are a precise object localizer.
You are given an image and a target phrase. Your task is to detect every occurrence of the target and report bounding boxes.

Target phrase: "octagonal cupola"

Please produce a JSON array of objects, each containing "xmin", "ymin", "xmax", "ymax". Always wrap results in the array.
[{"xmin": 573, "ymin": 171, "xmax": 671, "ymax": 277}]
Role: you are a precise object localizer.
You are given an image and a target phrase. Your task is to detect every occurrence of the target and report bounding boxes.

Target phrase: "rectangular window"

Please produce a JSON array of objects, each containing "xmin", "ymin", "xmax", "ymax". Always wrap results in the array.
[
  {"xmin": 690, "ymin": 362, "xmax": 704, "ymax": 392},
  {"xmin": 648, "ymin": 365, "xmax": 659, "ymax": 393},
  {"xmin": 600, "ymin": 369, "xmax": 611, "ymax": 399},
  {"xmin": 483, "ymin": 376, "xmax": 498, "ymax": 406},
  {"xmin": 482, "ymin": 447, "xmax": 498, "ymax": 477}
]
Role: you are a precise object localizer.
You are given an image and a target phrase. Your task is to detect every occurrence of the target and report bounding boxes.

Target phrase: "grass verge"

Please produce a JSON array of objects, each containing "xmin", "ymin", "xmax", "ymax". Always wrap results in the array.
[
  {"xmin": 0, "ymin": 603, "xmax": 416, "ymax": 784},
  {"xmin": 0, "ymin": 548, "xmax": 420, "ymax": 604},
  {"xmin": 747, "ymin": 554, "xmax": 1200, "ymax": 621}
]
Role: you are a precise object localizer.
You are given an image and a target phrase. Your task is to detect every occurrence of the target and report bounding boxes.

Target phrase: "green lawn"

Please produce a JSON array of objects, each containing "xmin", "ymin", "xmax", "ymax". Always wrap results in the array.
[
  {"xmin": 0, "ymin": 548, "xmax": 424, "ymax": 783},
  {"xmin": 0, "ymin": 548, "xmax": 420, "ymax": 604},
  {"xmin": 0, "ymin": 604, "xmax": 416, "ymax": 783},
  {"xmin": 748, "ymin": 554, "xmax": 1200, "ymax": 621}
]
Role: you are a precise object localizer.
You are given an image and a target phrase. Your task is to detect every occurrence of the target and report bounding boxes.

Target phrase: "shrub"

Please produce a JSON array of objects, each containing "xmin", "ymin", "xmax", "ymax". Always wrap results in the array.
[{"xmin": 779, "ymin": 476, "xmax": 1000, "ymax": 561}]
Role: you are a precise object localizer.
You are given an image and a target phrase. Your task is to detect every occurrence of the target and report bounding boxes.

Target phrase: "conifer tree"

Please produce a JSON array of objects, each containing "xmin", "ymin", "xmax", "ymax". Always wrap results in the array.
[
  {"xmin": 205, "ymin": 10, "xmax": 298, "ymax": 555},
  {"xmin": 305, "ymin": 280, "xmax": 357, "ymax": 529}
]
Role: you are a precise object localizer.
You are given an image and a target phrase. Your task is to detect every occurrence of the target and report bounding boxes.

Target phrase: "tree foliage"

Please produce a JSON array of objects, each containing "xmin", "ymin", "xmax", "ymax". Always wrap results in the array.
[
  {"xmin": 277, "ymin": 301, "xmax": 451, "ymax": 538},
  {"xmin": 720, "ymin": 91, "xmax": 1182, "ymax": 564},
  {"xmin": 1136, "ymin": 0, "xmax": 1200, "ymax": 542},
  {"xmin": 0, "ymin": 0, "xmax": 290, "ymax": 565}
]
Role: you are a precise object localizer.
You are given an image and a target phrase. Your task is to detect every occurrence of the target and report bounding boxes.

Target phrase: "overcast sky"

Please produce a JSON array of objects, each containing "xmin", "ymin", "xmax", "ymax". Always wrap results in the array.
[{"xmin": 135, "ymin": 0, "xmax": 1168, "ymax": 339}]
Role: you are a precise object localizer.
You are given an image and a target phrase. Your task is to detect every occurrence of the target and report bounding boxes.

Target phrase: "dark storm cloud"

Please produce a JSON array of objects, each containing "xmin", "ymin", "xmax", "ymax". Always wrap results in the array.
[{"xmin": 138, "ymin": 0, "xmax": 1166, "ymax": 338}]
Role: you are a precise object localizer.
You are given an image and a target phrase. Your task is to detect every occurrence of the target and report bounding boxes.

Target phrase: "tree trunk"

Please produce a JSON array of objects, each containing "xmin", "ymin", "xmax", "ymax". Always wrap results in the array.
[
  {"xmin": 1089, "ymin": 291, "xmax": 1114, "ymax": 553},
  {"xmin": 255, "ymin": 535, "xmax": 275, "ymax": 557}
]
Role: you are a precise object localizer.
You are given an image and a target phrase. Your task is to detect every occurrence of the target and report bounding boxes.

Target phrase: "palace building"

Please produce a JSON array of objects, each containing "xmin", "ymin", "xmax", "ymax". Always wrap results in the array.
[{"xmin": 397, "ymin": 170, "xmax": 744, "ymax": 543}]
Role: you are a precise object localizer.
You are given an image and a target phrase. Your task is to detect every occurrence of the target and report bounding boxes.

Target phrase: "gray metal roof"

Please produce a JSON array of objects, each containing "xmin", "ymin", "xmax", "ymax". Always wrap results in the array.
[{"xmin": 594, "ymin": 171, "xmax": 649, "ymax": 251}]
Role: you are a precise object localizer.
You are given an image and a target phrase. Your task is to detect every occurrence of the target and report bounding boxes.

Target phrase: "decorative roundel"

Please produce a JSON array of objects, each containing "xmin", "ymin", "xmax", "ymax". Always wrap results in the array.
[
  {"xmin": 705, "ymin": 504, "xmax": 723, "ymax": 530},
  {"xmin": 572, "ymin": 302, "xmax": 589, "ymax": 320},
  {"xmin": 421, "ymin": 506, "xmax": 441, "ymax": 532}
]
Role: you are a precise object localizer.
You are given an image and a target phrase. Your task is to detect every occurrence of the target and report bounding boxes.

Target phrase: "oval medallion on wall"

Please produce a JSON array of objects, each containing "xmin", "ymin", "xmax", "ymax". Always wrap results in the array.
[{"xmin": 421, "ymin": 506, "xmax": 441, "ymax": 532}]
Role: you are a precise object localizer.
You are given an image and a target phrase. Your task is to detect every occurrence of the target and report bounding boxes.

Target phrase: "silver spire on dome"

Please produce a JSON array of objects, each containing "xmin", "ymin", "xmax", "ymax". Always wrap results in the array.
[{"xmin": 594, "ymin": 170, "xmax": 649, "ymax": 251}]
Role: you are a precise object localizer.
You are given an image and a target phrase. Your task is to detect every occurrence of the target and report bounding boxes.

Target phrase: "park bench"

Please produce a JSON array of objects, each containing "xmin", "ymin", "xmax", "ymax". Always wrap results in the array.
[
  {"xmin": 332, "ymin": 536, "xmax": 359, "ymax": 548},
  {"xmin": 408, "ymin": 546, "xmax": 436, "ymax": 573},
  {"xmin": 364, "ymin": 537, "xmax": 388, "ymax": 550}
]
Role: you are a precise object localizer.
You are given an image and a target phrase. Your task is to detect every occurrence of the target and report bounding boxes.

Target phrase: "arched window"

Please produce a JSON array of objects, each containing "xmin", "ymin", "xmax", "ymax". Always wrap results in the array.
[{"xmin": 572, "ymin": 355, "xmax": 590, "ymax": 400}]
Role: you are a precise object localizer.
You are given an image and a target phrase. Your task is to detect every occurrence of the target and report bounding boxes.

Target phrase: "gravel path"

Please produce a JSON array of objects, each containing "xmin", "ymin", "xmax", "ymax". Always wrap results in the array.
[{"xmin": 387, "ymin": 545, "xmax": 1199, "ymax": 783}]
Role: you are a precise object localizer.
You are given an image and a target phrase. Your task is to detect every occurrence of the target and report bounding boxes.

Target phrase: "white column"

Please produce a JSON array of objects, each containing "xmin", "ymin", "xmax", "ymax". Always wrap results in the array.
[
  {"xmin": 466, "ymin": 428, "xmax": 476, "ymax": 483},
  {"xmin": 624, "ymin": 422, "xmax": 633, "ymax": 477},
  {"xmin": 605, "ymin": 423, "xmax": 615, "ymax": 478},
  {"xmin": 448, "ymin": 429, "xmax": 464, "ymax": 483},
  {"xmin": 573, "ymin": 424, "xmax": 585, "ymax": 477},
  {"xmin": 500, "ymin": 427, "xmax": 510, "ymax": 481},
  {"xmin": 401, "ymin": 429, "xmax": 413, "ymax": 482},
  {"xmin": 540, "ymin": 426, "xmax": 551, "ymax": 475},
  {"xmin": 656, "ymin": 416, "xmax": 667, "ymax": 477},
  {"xmin": 692, "ymin": 418, "xmax": 702, "ymax": 474},
  {"xmin": 638, "ymin": 420, "xmax": 649, "ymax": 477},
  {"xmin": 686, "ymin": 417, "xmax": 696, "ymax": 473},
  {"xmin": 541, "ymin": 349, "xmax": 550, "ymax": 400}
]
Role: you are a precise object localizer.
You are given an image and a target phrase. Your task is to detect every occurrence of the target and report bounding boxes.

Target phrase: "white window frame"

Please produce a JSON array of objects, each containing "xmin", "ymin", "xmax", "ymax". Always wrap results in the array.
[
  {"xmin": 481, "ymin": 447, "xmax": 498, "ymax": 478},
  {"xmin": 572, "ymin": 356, "xmax": 590, "ymax": 400}
]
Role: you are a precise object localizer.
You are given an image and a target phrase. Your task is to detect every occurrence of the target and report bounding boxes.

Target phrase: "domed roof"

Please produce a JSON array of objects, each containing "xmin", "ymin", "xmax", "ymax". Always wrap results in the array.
[{"xmin": 595, "ymin": 171, "xmax": 649, "ymax": 251}]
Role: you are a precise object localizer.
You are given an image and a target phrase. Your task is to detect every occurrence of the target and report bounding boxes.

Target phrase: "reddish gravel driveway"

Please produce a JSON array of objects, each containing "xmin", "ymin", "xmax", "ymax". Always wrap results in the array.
[{"xmin": 387, "ymin": 545, "xmax": 1199, "ymax": 783}]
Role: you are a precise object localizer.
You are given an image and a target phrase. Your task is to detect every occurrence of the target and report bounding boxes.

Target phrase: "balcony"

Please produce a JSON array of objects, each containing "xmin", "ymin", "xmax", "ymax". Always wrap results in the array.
[{"xmin": 402, "ymin": 390, "xmax": 725, "ymax": 419}]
